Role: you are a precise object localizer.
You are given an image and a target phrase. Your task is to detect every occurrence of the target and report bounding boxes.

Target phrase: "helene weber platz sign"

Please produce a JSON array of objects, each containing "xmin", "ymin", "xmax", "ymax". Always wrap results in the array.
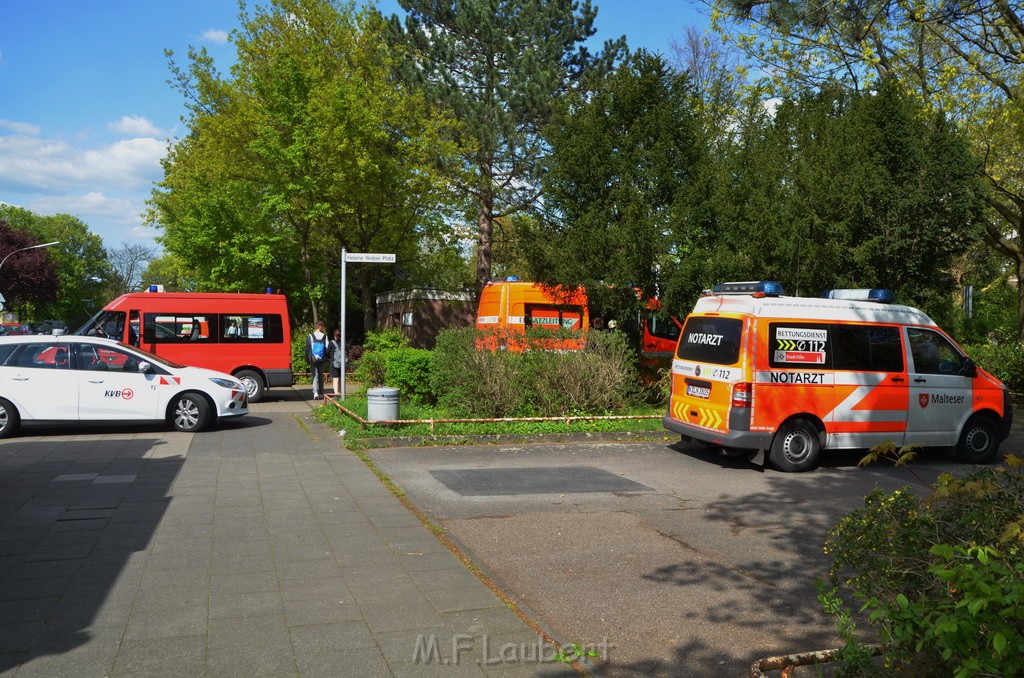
[{"xmin": 338, "ymin": 249, "xmax": 395, "ymax": 399}]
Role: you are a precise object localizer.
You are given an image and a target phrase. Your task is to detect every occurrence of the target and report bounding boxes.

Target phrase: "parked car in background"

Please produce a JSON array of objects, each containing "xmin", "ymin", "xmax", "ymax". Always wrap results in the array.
[
  {"xmin": 0, "ymin": 335, "xmax": 249, "ymax": 438},
  {"xmin": 1, "ymin": 323, "xmax": 31, "ymax": 336}
]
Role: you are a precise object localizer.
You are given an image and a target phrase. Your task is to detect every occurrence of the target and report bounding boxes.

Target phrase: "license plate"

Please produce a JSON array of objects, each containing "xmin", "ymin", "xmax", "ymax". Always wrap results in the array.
[{"xmin": 686, "ymin": 384, "xmax": 711, "ymax": 399}]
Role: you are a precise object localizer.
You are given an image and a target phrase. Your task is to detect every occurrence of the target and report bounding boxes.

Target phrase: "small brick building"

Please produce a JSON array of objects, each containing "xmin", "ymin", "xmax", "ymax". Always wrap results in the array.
[{"xmin": 375, "ymin": 287, "xmax": 476, "ymax": 349}]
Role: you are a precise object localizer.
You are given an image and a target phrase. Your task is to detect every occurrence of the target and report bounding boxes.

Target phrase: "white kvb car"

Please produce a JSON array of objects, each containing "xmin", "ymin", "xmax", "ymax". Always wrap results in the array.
[{"xmin": 0, "ymin": 335, "xmax": 248, "ymax": 438}]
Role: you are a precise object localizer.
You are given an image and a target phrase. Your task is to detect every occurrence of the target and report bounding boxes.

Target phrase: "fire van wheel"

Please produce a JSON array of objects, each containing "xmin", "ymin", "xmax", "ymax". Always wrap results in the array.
[
  {"xmin": 236, "ymin": 370, "xmax": 264, "ymax": 403},
  {"xmin": 955, "ymin": 416, "xmax": 1000, "ymax": 464},
  {"xmin": 770, "ymin": 418, "xmax": 822, "ymax": 472},
  {"xmin": 171, "ymin": 393, "xmax": 211, "ymax": 433},
  {"xmin": 0, "ymin": 398, "xmax": 20, "ymax": 439}
]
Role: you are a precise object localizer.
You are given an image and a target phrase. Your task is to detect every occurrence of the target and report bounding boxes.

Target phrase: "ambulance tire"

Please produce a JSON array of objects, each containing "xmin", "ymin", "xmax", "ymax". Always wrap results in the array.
[
  {"xmin": 769, "ymin": 418, "xmax": 822, "ymax": 472},
  {"xmin": 171, "ymin": 392, "xmax": 211, "ymax": 433},
  {"xmin": 955, "ymin": 416, "xmax": 999, "ymax": 464},
  {"xmin": 0, "ymin": 398, "xmax": 19, "ymax": 439}
]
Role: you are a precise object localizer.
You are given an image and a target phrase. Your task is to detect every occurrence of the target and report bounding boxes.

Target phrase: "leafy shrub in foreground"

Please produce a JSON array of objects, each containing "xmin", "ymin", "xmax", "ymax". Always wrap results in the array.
[{"xmin": 823, "ymin": 459, "xmax": 1024, "ymax": 676}]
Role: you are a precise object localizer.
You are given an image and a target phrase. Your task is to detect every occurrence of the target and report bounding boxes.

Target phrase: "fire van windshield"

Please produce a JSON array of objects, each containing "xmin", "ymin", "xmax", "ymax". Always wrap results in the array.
[{"xmin": 677, "ymin": 317, "xmax": 742, "ymax": 365}]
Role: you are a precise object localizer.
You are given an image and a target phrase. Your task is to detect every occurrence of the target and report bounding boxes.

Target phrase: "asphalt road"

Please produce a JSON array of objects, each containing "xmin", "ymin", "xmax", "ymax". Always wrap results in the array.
[{"xmin": 366, "ymin": 432, "xmax": 1023, "ymax": 677}]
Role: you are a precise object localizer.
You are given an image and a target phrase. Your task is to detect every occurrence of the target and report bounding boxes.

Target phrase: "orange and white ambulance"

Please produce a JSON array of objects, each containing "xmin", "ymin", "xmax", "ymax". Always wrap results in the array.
[{"xmin": 663, "ymin": 281, "xmax": 1012, "ymax": 472}]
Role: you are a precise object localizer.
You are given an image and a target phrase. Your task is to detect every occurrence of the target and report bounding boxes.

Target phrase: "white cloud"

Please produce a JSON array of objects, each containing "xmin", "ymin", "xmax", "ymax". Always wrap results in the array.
[
  {"xmin": 108, "ymin": 115, "xmax": 164, "ymax": 137},
  {"xmin": 28, "ymin": 192, "xmax": 142, "ymax": 224},
  {"xmin": 0, "ymin": 134, "xmax": 167, "ymax": 193},
  {"xmin": 0, "ymin": 119, "xmax": 41, "ymax": 135},
  {"xmin": 0, "ymin": 125, "xmax": 169, "ymax": 246},
  {"xmin": 202, "ymin": 29, "xmax": 230, "ymax": 44}
]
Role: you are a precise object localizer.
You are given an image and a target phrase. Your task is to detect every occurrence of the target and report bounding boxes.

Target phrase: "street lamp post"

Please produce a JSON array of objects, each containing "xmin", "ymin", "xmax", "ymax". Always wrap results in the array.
[{"xmin": 0, "ymin": 241, "xmax": 60, "ymax": 272}]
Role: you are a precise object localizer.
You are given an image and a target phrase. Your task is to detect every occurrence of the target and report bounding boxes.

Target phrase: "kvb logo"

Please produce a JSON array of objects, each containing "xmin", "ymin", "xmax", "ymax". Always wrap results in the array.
[
  {"xmin": 122, "ymin": 388, "xmax": 134, "ymax": 401},
  {"xmin": 919, "ymin": 393, "xmax": 929, "ymax": 409}
]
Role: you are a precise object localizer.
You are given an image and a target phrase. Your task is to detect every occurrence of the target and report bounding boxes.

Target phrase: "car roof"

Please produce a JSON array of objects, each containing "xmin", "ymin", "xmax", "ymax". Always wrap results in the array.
[{"xmin": 0, "ymin": 335, "xmax": 120, "ymax": 346}]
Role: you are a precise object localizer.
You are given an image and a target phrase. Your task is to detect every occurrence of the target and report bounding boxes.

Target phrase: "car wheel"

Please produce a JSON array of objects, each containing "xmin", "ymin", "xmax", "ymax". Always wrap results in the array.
[
  {"xmin": 955, "ymin": 415, "xmax": 999, "ymax": 464},
  {"xmin": 769, "ymin": 418, "xmax": 822, "ymax": 472},
  {"xmin": 171, "ymin": 393, "xmax": 211, "ymax": 433},
  {"xmin": 0, "ymin": 398, "xmax": 20, "ymax": 439},
  {"xmin": 236, "ymin": 370, "xmax": 264, "ymax": 403}
]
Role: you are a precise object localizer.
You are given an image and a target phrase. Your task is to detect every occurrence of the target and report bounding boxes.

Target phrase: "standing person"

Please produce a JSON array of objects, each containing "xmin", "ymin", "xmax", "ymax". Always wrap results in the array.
[
  {"xmin": 305, "ymin": 321, "xmax": 329, "ymax": 400},
  {"xmin": 328, "ymin": 328, "xmax": 343, "ymax": 396}
]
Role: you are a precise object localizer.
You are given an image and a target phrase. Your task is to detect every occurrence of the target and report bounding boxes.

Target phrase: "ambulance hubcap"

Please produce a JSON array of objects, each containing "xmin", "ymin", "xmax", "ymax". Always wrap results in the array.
[
  {"xmin": 0, "ymin": 408, "xmax": 8, "ymax": 431},
  {"xmin": 175, "ymin": 399, "xmax": 201, "ymax": 430},
  {"xmin": 781, "ymin": 430, "xmax": 813, "ymax": 463},
  {"xmin": 964, "ymin": 427, "xmax": 991, "ymax": 454}
]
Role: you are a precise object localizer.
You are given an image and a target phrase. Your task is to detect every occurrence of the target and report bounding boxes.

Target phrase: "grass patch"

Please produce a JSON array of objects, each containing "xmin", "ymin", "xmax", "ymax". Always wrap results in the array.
[{"xmin": 313, "ymin": 394, "xmax": 667, "ymax": 440}]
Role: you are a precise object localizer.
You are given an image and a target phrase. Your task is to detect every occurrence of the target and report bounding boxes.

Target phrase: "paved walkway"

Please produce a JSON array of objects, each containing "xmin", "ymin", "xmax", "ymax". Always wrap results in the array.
[{"xmin": 0, "ymin": 387, "xmax": 563, "ymax": 677}]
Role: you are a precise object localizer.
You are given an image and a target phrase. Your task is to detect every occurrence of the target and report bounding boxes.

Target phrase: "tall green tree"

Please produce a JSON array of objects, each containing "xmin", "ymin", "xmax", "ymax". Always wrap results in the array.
[
  {"xmin": 151, "ymin": 0, "xmax": 464, "ymax": 328},
  {"xmin": 709, "ymin": 0, "xmax": 1024, "ymax": 336},
  {"xmin": 391, "ymin": 0, "xmax": 624, "ymax": 294},
  {"xmin": 0, "ymin": 206, "xmax": 109, "ymax": 326},
  {"xmin": 525, "ymin": 50, "xmax": 704, "ymax": 319},
  {"xmin": 683, "ymin": 82, "xmax": 987, "ymax": 323}
]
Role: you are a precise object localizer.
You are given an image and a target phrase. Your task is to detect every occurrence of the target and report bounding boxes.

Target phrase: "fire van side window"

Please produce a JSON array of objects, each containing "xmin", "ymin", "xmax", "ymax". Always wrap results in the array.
[{"xmin": 677, "ymin": 317, "xmax": 742, "ymax": 365}]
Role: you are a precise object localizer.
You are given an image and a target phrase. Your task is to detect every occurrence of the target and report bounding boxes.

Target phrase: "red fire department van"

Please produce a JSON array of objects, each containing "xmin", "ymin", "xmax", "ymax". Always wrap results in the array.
[
  {"xmin": 76, "ymin": 289, "xmax": 293, "ymax": 402},
  {"xmin": 663, "ymin": 281, "xmax": 1012, "ymax": 472}
]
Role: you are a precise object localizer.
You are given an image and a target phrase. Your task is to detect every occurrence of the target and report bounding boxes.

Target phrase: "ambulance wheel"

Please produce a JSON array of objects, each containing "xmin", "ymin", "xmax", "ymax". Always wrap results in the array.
[
  {"xmin": 171, "ymin": 393, "xmax": 211, "ymax": 433},
  {"xmin": 0, "ymin": 398, "xmax": 19, "ymax": 439},
  {"xmin": 770, "ymin": 419, "xmax": 821, "ymax": 472},
  {"xmin": 955, "ymin": 416, "xmax": 999, "ymax": 464},
  {"xmin": 236, "ymin": 370, "xmax": 264, "ymax": 403}
]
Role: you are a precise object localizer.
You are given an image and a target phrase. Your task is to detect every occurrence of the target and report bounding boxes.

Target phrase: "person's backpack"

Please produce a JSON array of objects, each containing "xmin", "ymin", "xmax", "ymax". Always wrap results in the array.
[{"xmin": 309, "ymin": 334, "xmax": 326, "ymax": 364}]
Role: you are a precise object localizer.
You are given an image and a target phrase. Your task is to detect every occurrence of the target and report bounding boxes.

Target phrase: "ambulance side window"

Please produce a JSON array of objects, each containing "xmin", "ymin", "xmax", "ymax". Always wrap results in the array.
[
  {"xmin": 908, "ymin": 328, "xmax": 963, "ymax": 375},
  {"xmin": 832, "ymin": 325, "xmax": 903, "ymax": 372},
  {"xmin": 677, "ymin": 317, "xmax": 742, "ymax": 365}
]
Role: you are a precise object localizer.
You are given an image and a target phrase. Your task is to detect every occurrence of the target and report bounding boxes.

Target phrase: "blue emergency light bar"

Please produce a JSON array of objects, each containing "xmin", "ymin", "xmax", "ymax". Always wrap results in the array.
[
  {"xmin": 712, "ymin": 281, "xmax": 785, "ymax": 297},
  {"xmin": 821, "ymin": 288, "xmax": 895, "ymax": 304}
]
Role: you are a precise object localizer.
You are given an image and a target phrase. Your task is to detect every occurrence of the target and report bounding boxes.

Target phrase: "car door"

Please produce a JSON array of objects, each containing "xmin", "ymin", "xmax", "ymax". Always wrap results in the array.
[
  {"xmin": 75, "ymin": 343, "xmax": 163, "ymax": 421},
  {"xmin": 1, "ymin": 342, "xmax": 80, "ymax": 420},
  {"xmin": 905, "ymin": 327, "xmax": 973, "ymax": 446}
]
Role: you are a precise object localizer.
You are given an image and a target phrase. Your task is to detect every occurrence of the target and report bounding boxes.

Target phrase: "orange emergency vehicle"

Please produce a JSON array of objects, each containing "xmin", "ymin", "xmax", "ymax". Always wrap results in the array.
[
  {"xmin": 76, "ymin": 289, "xmax": 293, "ymax": 403},
  {"xmin": 475, "ymin": 278, "xmax": 589, "ymax": 351},
  {"xmin": 475, "ymin": 278, "xmax": 682, "ymax": 363},
  {"xmin": 663, "ymin": 281, "xmax": 1012, "ymax": 472}
]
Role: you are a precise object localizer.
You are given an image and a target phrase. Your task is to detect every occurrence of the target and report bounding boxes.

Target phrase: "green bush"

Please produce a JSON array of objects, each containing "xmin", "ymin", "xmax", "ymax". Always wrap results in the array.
[
  {"xmin": 383, "ymin": 348, "xmax": 433, "ymax": 405},
  {"xmin": 823, "ymin": 459, "xmax": 1024, "ymax": 677},
  {"xmin": 429, "ymin": 327, "xmax": 643, "ymax": 417},
  {"xmin": 963, "ymin": 340, "xmax": 1024, "ymax": 393},
  {"xmin": 352, "ymin": 329, "xmax": 411, "ymax": 389},
  {"xmin": 430, "ymin": 328, "xmax": 531, "ymax": 417}
]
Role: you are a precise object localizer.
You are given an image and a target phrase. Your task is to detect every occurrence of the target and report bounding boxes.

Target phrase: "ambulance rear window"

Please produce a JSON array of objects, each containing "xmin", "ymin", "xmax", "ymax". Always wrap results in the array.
[{"xmin": 677, "ymin": 317, "xmax": 742, "ymax": 365}]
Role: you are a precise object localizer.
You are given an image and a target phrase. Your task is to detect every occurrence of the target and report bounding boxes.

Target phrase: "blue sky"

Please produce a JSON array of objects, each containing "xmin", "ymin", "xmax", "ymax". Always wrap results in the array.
[{"xmin": 0, "ymin": 0, "xmax": 709, "ymax": 249}]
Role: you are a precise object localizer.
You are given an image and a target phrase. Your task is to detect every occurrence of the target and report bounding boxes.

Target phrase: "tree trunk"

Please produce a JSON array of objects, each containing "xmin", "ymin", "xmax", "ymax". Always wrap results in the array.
[{"xmin": 475, "ymin": 160, "xmax": 495, "ymax": 297}]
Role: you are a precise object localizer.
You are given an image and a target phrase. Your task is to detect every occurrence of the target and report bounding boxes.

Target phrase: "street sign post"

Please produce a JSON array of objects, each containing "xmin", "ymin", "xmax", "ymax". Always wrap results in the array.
[{"xmin": 339, "ymin": 249, "xmax": 395, "ymax": 399}]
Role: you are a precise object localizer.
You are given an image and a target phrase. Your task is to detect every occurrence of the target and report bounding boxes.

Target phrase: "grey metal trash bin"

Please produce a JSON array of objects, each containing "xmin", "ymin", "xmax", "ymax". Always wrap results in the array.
[{"xmin": 366, "ymin": 387, "xmax": 400, "ymax": 421}]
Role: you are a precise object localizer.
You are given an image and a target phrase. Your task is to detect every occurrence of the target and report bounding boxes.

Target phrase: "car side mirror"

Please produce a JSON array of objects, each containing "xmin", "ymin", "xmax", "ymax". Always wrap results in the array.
[
  {"xmin": 138, "ymin": 361, "xmax": 152, "ymax": 374},
  {"xmin": 962, "ymin": 358, "xmax": 978, "ymax": 378}
]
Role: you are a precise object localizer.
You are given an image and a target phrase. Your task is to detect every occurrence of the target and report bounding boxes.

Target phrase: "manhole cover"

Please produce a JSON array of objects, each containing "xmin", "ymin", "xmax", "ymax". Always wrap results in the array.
[{"xmin": 430, "ymin": 466, "xmax": 651, "ymax": 496}]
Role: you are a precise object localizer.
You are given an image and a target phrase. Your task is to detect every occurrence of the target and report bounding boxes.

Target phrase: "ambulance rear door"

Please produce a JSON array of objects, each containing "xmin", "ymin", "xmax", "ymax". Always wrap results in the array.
[{"xmin": 670, "ymin": 315, "xmax": 745, "ymax": 436}]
